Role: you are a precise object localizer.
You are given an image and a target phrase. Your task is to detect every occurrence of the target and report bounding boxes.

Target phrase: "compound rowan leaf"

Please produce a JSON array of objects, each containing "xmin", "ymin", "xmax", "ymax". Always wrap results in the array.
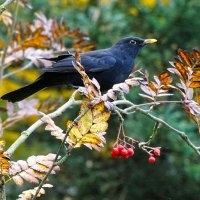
[
  {"xmin": 10, "ymin": 154, "xmax": 60, "ymax": 186},
  {"xmin": 66, "ymin": 101, "xmax": 109, "ymax": 150}
]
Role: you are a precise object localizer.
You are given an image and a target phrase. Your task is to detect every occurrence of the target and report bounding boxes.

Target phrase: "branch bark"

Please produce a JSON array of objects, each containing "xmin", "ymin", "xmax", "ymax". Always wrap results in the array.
[
  {"xmin": 0, "ymin": 0, "xmax": 16, "ymax": 15},
  {"xmin": 6, "ymin": 90, "xmax": 81, "ymax": 156}
]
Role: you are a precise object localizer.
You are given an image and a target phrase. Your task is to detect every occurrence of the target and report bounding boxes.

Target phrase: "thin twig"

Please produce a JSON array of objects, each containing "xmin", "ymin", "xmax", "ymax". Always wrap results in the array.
[
  {"xmin": 6, "ymin": 90, "xmax": 81, "ymax": 156},
  {"xmin": 32, "ymin": 107, "xmax": 90, "ymax": 200},
  {"xmin": 2, "ymin": 61, "xmax": 33, "ymax": 79},
  {"xmin": 113, "ymin": 100, "xmax": 183, "ymax": 112},
  {"xmin": 135, "ymin": 107, "xmax": 200, "ymax": 156},
  {"xmin": 146, "ymin": 122, "xmax": 160, "ymax": 145}
]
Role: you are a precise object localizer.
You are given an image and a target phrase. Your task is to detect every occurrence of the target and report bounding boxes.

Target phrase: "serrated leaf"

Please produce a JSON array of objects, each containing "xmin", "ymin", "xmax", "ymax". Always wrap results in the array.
[
  {"xmin": 78, "ymin": 109, "xmax": 92, "ymax": 135},
  {"xmin": 189, "ymin": 82, "xmax": 200, "ymax": 88},
  {"xmin": 178, "ymin": 49, "xmax": 193, "ymax": 68},
  {"xmin": 159, "ymin": 72, "xmax": 173, "ymax": 86},
  {"xmin": 67, "ymin": 121, "xmax": 83, "ymax": 144},
  {"xmin": 76, "ymin": 133, "xmax": 102, "ymax": 147},
  {"xmin": 92, "ymin": 101, "xmax": 105, "ymax": 117},
  {"xmin": 93, "ymin": 112, "xmax": 110, "ymax": 124},
  {"xmin": 90, "ymin": 122, "xmax": 108, "ymax": 133}
]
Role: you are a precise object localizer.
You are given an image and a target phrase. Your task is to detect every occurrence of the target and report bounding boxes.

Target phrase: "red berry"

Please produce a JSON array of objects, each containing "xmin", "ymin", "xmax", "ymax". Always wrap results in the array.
[
  {"xmin": 111, "ymin": 151, "xmax": 118, "ymax": 158},
  {"xmin": 153, "ymin": 148, "xmax": 160, "ymax": 156},
  {"xmin": 121, "ymin": 148, "xmax": 128, "ymax": 156},
  {"xmin": 127, "ymin": 148, "xmax": 134, "ymax": 156},
  {"xmin": 123, "ymin": 154, "xmax": 129, "ymax": 159},
  {"xmin": 148, "ymin": 156, "xmax": 156, "ymax": 163},
  {"xmin": 117, "ymin": 144, "xmax": 124, "ymax": 152},
  {"xmin": 111, "ymin": 148, "xmax": 119, "ymax": 156}
]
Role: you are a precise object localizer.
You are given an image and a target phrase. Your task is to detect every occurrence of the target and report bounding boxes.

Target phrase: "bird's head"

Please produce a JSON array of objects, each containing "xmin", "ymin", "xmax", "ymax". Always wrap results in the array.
[{"xmin": 113, "ymin": 36, "xmax": 157, "ymax": 57}]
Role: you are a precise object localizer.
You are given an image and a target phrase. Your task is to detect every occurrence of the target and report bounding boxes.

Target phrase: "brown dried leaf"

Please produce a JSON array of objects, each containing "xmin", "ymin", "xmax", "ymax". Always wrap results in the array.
[
  {"xmin": 193, "ymin": 49, "xmax": 200, "ymax": 59},
  {"xmin": 148, "ymin": 81, "xmax": 157, "ymax": 93},
  {"xmin": 189, "ymin": 82, "xmax": 200, "ymax": 88},
  {"xmin": 178, "ymin": 49, "xmax": 193, "ymax": 68}
]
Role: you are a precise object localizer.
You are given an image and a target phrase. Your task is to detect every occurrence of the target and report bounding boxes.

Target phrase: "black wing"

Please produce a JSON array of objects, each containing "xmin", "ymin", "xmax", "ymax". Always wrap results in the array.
[{"xmin": 41, "ymin": 49, "xmax": 117, "ymax": 73}]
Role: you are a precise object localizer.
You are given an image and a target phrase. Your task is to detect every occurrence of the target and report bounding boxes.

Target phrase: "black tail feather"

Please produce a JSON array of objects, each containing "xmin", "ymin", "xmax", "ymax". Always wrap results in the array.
[{"xmin": 1, "ymin": 78, "xmax": 46, "ymax": 103}]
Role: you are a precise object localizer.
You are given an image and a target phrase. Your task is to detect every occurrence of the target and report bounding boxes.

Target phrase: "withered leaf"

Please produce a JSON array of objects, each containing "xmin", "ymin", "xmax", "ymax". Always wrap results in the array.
[
  {"xmin": 193, "ymin": 49, "xmax": 200, "ymax": 59},
  {"xmin": 178, "ymin": 49, "xmax": 193, "ymax": 68},
  {"xmin": 148, "ymin": 81, "xmax": 157, "ymax": 93},
  {"xmin": 189, "ymin": 82, "xmax": 200, "ymax": 88},
  {"xmin": 159, "ymin": 72, "xmax": 173, "ymax": 90},
  {"xmin": 159, "ymin": 72, "xmax": 173, "ymax": 85}
]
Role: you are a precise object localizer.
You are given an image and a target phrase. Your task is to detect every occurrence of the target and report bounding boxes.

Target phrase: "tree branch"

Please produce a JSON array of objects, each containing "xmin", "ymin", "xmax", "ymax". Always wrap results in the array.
[
  {"xmin": 0, "ymin": 0, "xmax": 16, "ymax": 15},
  {"xmin": 32, "ymin": 107, "xmax": 90, "ymax": 200},
  {"xmin": 6, "ymin": 90, "xmax": 81, "ymax": 156},
  {"xmin": 112, "ymin": 100, "xmax": 200, "ymax": 157}
]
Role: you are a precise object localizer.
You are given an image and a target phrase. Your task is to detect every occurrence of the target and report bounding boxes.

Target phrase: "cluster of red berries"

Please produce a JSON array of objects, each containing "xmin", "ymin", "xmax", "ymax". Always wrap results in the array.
[
  {"xmin": 148, "ymin": 148, "xmax": 161, "ymax": 164},
  {"xmin": 111, "ymin": 144, "xmax": 134, "ymax": 159}
]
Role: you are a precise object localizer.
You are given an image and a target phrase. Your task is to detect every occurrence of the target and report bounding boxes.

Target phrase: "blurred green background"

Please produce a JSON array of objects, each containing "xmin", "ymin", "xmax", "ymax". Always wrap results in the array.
[{"xmin": 1, "ymin": 0, "xmax": 200, "ymax": 199}]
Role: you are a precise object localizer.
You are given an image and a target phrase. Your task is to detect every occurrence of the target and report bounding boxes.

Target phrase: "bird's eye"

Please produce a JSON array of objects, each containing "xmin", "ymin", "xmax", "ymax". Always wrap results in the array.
[{"xmin": 130, "ymin": 40, "xmax": 137, "ymax": 45}]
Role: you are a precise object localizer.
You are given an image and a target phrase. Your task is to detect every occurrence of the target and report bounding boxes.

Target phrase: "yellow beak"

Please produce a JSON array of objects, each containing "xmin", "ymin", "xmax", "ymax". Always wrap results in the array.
[{"xmin": 144, "ymin": 39, "xmax": 157, "ymax": 44}]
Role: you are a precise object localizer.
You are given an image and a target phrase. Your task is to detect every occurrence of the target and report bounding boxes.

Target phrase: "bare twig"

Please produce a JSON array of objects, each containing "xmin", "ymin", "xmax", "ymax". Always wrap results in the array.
[
  {"xmin": 136, "ymin": 107, "xmax": 200, "ymax": 156},
  {"xmin": 112, "ymin": 99, "xmax": 200, "ymax": 156},
  {"xmin": 6, "ymin": 90, "xmax": 81, "ymax": 156},
  {"xmin": 2, "ymin": 61, "xmax": 33, "ymax": 79}
]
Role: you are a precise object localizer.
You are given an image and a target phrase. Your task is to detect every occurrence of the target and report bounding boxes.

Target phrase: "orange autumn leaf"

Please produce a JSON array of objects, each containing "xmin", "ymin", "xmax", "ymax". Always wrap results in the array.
[{"xmin": 0, "ymin": 150, "xmax": 10, "ymax": 175}]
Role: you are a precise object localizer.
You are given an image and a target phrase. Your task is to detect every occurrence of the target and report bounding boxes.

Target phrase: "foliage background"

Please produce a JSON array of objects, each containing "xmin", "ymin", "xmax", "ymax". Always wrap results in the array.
[{"xmin": 1, "ymin": 0, "xmax": 200, "ymax": 199}]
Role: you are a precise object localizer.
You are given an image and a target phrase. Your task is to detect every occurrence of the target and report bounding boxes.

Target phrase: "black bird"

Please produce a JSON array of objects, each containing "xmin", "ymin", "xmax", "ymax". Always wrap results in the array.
[{"xmin": 1, "ymin": 37, "xmax": 157, "ymax": 102}]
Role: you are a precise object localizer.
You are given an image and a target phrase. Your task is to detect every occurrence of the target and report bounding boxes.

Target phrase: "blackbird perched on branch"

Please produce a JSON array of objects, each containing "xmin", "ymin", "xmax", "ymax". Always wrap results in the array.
[{"xmin": 1, "ymin": 37, "xmax": 157, "ymax": 102}]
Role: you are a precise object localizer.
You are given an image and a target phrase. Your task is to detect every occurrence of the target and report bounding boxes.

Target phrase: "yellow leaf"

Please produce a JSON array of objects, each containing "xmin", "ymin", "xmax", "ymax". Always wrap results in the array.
[
  {"xmin": 78, "ymin": 102, "xmax": 92, "ymax": 134},
  {"xmin": 67, "ymin": 121, "xmax": 83, "ymax": 144},
  {"xmin": 90, "ymin": 122, "xmax": 108, "ymax": 133},
  {"xmin": 93, "ymin": 112, "xmax": 110, "ymax": 124},
  {"xmin": 92, "ymin": 101, "xmax": 105, "ymax": 117},
  {"xmin": 78, "ymin": 113, "xmax": 92, "ymax": 135},
  {"xmin": 76, "ymin": 133, "xmax": 102, "ymax": 147},
  {"xmin": 0, "ymin": 150, "xmax": 10, "ymax": 175}
]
